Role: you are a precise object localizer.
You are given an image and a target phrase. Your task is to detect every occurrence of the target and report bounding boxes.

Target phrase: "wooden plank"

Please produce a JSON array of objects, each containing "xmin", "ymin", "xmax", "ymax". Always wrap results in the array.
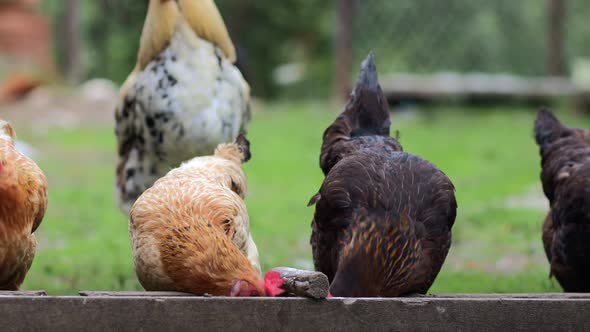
[
  {"xmin": 0, "ymin": 290, "xmax": 47, "ymax": 296},
  {"xmin": 429, "ymin": 293, "xmax": 590, "ymax": 299},
  {"xmin": 79, "ymin": 291, "xmax": 197, "ymax": 297},
  {"xmin": 78, "ymin": 291, "xmax": 590, "ymax": 299},
  {"xmin": 1, "ymin": 296, "xmax": 590, "ymax": 331}
]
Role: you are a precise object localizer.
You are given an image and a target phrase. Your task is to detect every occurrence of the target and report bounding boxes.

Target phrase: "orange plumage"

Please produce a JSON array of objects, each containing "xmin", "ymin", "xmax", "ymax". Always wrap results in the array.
[
  {"xmin": 0, "ymin": 119, "xmax": 47, "ymax": 290},
  {"xmin": 129, "ymin": 134, "xmax": 265, "ymax": 296}
]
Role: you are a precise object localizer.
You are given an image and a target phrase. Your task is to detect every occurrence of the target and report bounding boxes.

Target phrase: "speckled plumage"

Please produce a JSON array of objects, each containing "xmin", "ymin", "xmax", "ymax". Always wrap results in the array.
[
  {"xmin": 0, "ymin": 120, "xmax": 47, "ymax": 290},
  {"xmin": 129, "ymin": 136, "xmax": 262, "ymax": 295},
  {"xmin": 309, "ymin": 54, "xmax": 457, "ymax": 297},
  {"xmin": 535, "ymin": 109, "xmax": 590, "ymax": 292},
  {"xmin": 115, "ymin": 1, "xmax": 250, "ymax": 214}
]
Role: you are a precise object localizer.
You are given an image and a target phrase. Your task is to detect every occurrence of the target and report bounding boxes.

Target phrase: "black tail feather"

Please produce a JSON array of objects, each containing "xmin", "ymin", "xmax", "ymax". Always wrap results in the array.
[
  {"xmin": 345, "ymin": 52, "xmax": 390, "ymax": 137},
  {"xmin": 235, "ymin": 132, "xmax": 251, "ymax": 163},
  {"xmin": 357, "ymin": 52, "xmax": 379, "ymax": 92},
  {"xmin": 534, "ymin": 108, "xmax": 564, "ymax": 149}
]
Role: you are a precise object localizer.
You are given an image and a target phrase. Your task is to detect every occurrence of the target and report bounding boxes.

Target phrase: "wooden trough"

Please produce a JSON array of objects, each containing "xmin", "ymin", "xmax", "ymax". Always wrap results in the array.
[{"xmin": 1, "ymin": 292, "xmax": 589, "ymax": 331}]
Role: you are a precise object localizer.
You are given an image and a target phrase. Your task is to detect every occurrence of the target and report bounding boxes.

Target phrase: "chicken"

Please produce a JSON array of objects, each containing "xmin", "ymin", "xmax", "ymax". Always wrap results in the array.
[
  {"xmin": 128, "ymin": 134, "xmax": 273, "ymax": 296},
  {"xmin": 534, "ymin": 109, "xmax": 590, "ymax": 292},
  {"xmin": 308, "ymin": 54, "xmax": 457, "ymax": 297},
  {"xmin": 115, "ymin": 0, "xmax": 250, "ymax": 214},
  {"xmin": 0, "ymin": 119, "xmax": 47, "ymax": 290}
]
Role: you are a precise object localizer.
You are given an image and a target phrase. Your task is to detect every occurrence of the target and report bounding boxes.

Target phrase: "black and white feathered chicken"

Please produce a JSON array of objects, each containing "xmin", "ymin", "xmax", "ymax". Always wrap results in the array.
[{"xmin": 115, "ymin": 0, "xmax": 250, "ymax": 214}]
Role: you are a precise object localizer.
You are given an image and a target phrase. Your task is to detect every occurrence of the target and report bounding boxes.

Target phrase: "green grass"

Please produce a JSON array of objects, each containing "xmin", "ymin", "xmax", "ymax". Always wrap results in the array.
[{"xmin": 13, "ymin": 101, "xmax": 590, "ymax": 294}]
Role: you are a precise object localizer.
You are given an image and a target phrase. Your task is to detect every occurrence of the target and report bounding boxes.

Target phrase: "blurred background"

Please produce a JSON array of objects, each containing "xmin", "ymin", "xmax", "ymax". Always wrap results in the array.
[{"xmin": 0, "ymin": 0, "xmax": 588, "ymax": 294}]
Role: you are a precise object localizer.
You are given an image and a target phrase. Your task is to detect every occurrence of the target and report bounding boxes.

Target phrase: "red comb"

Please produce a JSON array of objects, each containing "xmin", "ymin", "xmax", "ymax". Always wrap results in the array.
[{"xmin": 263, "ymin": 271, "xmax": 285, "ymax": 297}]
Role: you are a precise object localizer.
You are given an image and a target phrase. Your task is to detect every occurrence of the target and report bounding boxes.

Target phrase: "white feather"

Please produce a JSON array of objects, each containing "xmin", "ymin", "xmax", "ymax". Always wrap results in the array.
[{"xmin": 116, "ymin": 17, "xmax": 250, "ymax": 214}]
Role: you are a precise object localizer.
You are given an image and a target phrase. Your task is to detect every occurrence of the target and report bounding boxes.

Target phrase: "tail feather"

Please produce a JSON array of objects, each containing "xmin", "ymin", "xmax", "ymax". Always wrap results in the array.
[
  {"xmin": 346, "ymin": 52, "xmax": 390, "ymax": 137},
  {"xmin": 356, "ymin": 52, "xmax": 379, "ymax": 93},
  {"xmin": 0, "ymin": 119, "xmax": 16, "ymax": 142},
  {"xmin": 235, "ymin": 132, "xmax": 251, "ymax": 163},
  {"xmin": 318, "ymin": 52, "xmax": 390, "ymax": 174},
  {"xmin": 178, "ymin": 0, "xmax": 236, "ymax": 62},
  {"xmin": 138, "ymin": 0, "xmax": 236, "ymax": 70},
  {"xmin": 213, "ymin": 132, "xmax": 251, "ymax": 164},
  {"xmin": 534, "ymin": 108, "xmax": 565, "ymax": 149}
]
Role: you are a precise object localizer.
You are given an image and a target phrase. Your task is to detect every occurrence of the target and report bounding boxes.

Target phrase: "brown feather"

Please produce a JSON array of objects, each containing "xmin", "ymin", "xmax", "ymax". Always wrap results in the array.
[
  {"xmin": 129, "ymin": 137, "xmax": 262, "ymax": 295},
  {"xmin": 177, "ymin": 0, "xmax": 236, "ymax": 62},
  {"xmin": 138, "ymin": 0, "xmax": 236, "ymax": 70},
  {"xmin": 0, "ymin": 119, "xmax": 47, "ymax": 290},
  {"xmin": 137, "ymin": 0, "xmax": 179, "ymax": 70},
  {"xmin": 310, "ymin": 54, "xmax": 456, "ymax": 297}
]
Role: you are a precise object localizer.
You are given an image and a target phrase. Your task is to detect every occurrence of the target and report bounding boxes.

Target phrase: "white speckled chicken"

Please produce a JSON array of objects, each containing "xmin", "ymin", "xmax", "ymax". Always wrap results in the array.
[
  {"xmin": 115, "ymin": 0, "xmax": 250, "ymax": 214},
  {"xmin": 0, "ymin": 119, "xmax": 47, "ymax": 290},
  {"xmin": 129, "ymin": 134, "xmax": 263, "ymax": 295}
]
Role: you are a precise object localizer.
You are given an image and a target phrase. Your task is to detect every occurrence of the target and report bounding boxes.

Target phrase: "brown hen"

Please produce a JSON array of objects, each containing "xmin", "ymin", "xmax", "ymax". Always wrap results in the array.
[
  {"xmin": 309, "ymin": 54, "xmax": 457, "ymax": 297},
  {"xmin": 535, "ymin": 109, "xmax": 590, "ymax": 292},
  {"xmin": 129, "ymin": 134, "xmax": 265, "ymax": 296},
  {"xmin": 0, "ymin": 119, "xmax": 47, "ymax": 290}
]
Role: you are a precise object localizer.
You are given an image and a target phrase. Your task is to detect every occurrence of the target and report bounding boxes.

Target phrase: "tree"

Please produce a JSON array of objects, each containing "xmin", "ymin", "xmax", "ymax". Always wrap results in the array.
[
  {"xmin": 65, "ymin": 0, "xmax": 80, "ymax": 82},
  {"xmin": 548, "ymin": 0, "xmax": 566, "ymax": 76}
]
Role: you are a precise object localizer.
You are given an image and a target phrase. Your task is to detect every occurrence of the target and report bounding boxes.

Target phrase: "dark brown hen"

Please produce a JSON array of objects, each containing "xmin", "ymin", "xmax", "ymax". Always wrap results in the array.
[
  {"xmin": 309, "ymin": 53, "xmax": 457, "ymax": 297},
  {"xmin": 534, "ymin": 109, "xmax": 590, "ymax": 292}
]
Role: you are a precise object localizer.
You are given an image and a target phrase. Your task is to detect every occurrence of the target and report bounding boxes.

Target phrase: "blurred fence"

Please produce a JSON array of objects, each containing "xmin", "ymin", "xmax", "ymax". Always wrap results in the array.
[
  {"xmin": 336, "ymin": 0, "xmax": 590, "ymax": 101},
  {"xmin": 6, "ymin": 0, "xmax": 590, "ymax": 102}
]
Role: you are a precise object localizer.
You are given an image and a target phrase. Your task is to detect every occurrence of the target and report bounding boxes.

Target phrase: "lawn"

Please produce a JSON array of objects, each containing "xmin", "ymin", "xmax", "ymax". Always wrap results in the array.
[{"xmin": 7, "ymin": 100, "xmax": 588, "ymax": 295}]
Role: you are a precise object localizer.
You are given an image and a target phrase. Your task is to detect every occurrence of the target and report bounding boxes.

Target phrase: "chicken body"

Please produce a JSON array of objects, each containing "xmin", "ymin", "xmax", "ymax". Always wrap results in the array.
[
  {"xmin": 0, "ymin": 120, "xmax": 47, "ymax": 290},
  {"xmin": 116, "ymin": 0, "xmax": 250, "ymax": 214},
  {"xmin": 310, "ymin": 54, "xmax": 457, "ymax": 297},
  {"xmin": 535, "ymin": 110, "xmax": 590, "ymax": 292},
  {"xmin": 129, "ymin": 135, "xmax": 262, "ymax": 295}
]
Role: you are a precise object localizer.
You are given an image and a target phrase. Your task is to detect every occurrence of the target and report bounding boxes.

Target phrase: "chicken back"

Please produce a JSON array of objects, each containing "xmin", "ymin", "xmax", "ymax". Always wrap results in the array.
[
  {"xmin": 129, "ymin": 134, "xmax": 263, "ymax": 296},
  {"xmin": 309, "ymin": 54, "xmax": 457, "ymax": 297},
  {"xmin": 535, "ymin": 109, "xmax": 590, "ymax": 292},
  {"xmin": 0, "ymin": 119, "xmax": 47, "ymax": 290}
]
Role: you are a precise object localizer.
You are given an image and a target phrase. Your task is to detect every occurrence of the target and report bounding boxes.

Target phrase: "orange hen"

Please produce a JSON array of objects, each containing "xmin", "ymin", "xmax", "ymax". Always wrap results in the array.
[
  {"xmin": 0, "ymin": 119, "xmax": 47, "ymax": 290},
  {"xmin": 129, "ymin": 134, "xmax": 267, "ymax": 296}
]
